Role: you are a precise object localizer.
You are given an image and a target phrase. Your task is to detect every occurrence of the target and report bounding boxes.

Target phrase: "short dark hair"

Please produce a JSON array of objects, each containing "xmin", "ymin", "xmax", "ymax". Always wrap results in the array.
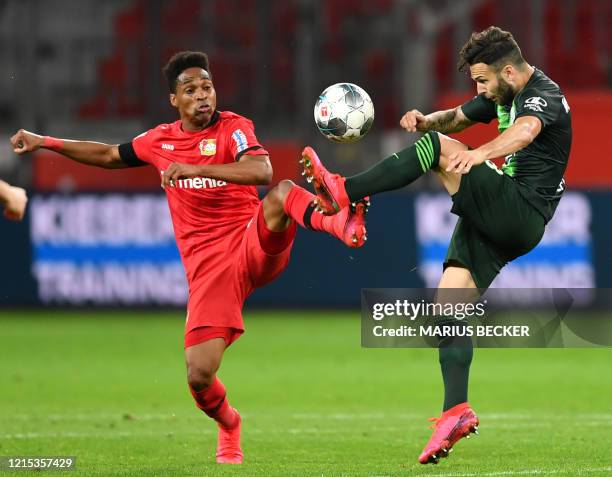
[
  {"xmin": 162, "ymin": 51, "xmax": 211, "ymax": 92},
  {"xmin": 457, "ymin": 26, "xmax": 525, "ymax": 72}
]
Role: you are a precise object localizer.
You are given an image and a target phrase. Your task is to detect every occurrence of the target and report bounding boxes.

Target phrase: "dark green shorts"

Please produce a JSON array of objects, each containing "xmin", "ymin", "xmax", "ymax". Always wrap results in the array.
[{"xmin": 444, "ymin": 161, "xmax": 545, "ymax": 289}]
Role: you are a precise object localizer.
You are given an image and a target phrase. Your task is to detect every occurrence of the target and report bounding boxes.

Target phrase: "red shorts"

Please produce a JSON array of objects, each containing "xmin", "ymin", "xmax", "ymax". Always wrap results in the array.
[
  {"xmin": 184, "ymin": 202, "xmax": 296, "ymax": 347},
  {"xmin": 184, "ymin": 326, "xmax": 244, "ymax": 348}
]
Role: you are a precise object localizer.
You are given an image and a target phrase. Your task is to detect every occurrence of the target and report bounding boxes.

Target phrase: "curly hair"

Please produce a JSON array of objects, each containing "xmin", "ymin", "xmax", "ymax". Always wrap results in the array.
[
  {"xmin": 457, "ymin": 26, "xmax": 525, "ymax": 72},
  {"xmin": 162, "ymin": 51, "xmax": 211, "ymax": 92}
]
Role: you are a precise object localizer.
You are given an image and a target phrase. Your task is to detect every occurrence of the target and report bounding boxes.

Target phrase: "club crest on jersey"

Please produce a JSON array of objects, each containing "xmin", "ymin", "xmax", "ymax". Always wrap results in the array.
[{"xmin": 199, "ymin": 139, "xmax": 217, "ymax": 156}]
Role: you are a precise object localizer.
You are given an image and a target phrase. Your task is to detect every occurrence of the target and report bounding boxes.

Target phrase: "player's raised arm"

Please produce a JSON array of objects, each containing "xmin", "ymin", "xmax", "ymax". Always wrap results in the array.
[
  {"xmin": 476, "ymin": 116, "xmax": 541, "ymax": 160},
  {"xmin": 161, "ymin": 154, "xmax": 273, "ymax": 189},
  {"xmin": 446, "ymin": 116, "xmax": 542, "ymax": 174},
  {"xmin": 10, "ymin": 129, "xmax": 131, "ymax": 169},
  {"xmin": 400, "ymin": 106, "xmax": 475, "ymax": 134}
]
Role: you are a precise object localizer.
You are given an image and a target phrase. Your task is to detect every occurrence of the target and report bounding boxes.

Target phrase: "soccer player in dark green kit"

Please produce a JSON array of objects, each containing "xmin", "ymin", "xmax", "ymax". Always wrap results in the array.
[{"xmin": 301, "ymin": 26, "xmax": 572, "ymax": 464}]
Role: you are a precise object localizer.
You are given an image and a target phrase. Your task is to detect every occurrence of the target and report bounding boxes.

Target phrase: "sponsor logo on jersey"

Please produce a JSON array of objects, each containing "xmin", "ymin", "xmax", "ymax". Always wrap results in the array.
[
  {"xmin": 159, "ymin": 170, "xmax": 227, "ymax": 189},
  {"xmin": 161, "ymin": 143, "xmax": 174, "ymax": 151},
  {"xmin": 231, "ymin": 129, "xmax": 248, "ymax": 153},
  {"xmin": 524, "ymin": 96, "xmax": 547, "ymax": 112},
  {"xmin": 199, "ymin": 139, "xmax": 217, "ymax": 156}
]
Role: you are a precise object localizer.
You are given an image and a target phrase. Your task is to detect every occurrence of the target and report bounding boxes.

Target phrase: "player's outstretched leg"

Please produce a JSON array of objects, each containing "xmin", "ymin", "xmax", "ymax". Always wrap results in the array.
[
  {"xmin": 301, "ymin": 131, "xmax": 441, "ymax": 215},
  {"xmin": 185, "ymin": 338, "xmax": 243, "ymax": 464},
  {"xmin": 263, "ymin": 179, "xmax": 369, "ymax": 248},
  {"xmin": 418, "ymin": 402, "xmax": 479, "ymax": 464}
]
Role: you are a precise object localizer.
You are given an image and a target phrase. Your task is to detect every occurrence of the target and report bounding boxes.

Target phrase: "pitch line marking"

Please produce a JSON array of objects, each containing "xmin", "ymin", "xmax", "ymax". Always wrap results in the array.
[
  {"xmin": 1, "ymin": 421, "xmax": 611, "ymax": 440},
  {"xmin": 3, "ymin": 412, "xmax": 611, "ymax": 421},
  {"xmin": 411, "ymin": 466, "xmax": 612, "ymax": 477}
]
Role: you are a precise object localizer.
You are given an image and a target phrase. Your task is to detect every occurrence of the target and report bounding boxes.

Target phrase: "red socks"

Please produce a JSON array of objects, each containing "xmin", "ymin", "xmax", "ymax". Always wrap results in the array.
[
  {"xmin": 283, "ymin": 185, "xmax": 340, "ymax": 236},
  {"xmin": 189, "ymin": 377, "xmax": 238, "ymax": 429},
  {"xmin": 257, "ymin": 184, "xmax": 346, "ymax": 257}
]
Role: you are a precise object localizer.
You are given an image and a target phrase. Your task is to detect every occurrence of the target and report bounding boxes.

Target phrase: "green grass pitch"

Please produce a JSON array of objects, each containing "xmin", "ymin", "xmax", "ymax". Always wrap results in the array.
[{"xmin": 0, "ymin": 310, "xmax": 610, "ymax": 476}]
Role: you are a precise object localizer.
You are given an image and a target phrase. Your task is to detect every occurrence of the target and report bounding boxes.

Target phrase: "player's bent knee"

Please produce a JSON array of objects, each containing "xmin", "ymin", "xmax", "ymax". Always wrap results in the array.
[
  {"xmin": 265, "ymin": 180, "xmax": 290, "ymax": 202},
  {"xmin": 273, "ymin": 180, "xmax": 295, "ymax": 202},
  {"xmin": 277, "ymin": 179, "xmax": 295, "ymax": 190},
  {"xmin": 437, "ymin": 134, "xmax": 469, "ymax": 169},
  {"xmin": 187, "ymin": 364, "xmax": 217, "ymax": 390},
  {"xmin": 263, "ymin": 180, "xmax": 295, "ymax": 213}
]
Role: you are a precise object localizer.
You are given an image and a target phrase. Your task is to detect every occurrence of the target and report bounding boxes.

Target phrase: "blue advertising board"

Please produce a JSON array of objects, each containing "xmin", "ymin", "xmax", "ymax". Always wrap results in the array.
[
  {"xmin": 0, "ymin": 190, "xmax": 608, "ymax": 307},
  {"xmin": 29, "ymin": 194, "xmax": 187, "ymax": 305}
]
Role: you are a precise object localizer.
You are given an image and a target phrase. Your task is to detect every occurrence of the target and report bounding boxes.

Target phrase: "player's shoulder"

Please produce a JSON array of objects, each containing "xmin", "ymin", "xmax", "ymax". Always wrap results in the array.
[
  {"xmin": 135, "ymin": 121, "xmax": 180, "ymax": 140},
  {"xmin": 219, "ymin": 110, "xmax": 255, "ymax": 127},
  {"xmin": 517, "ymin": 68, "xmax": 562, "ymax": 101},
  {"xmin": 515, "ymin": 68, "xmax": 566, "ymax": 114}
]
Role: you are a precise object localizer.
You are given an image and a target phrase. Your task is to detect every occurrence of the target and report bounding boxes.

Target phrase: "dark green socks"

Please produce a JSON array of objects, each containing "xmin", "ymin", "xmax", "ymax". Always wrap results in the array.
[
  {"xmin": 438, "ymin": 322, "xmax": 473, "ymax": 411},
  {"xmin": 345, "ymin": 131, "xmax": 441, "ymax": 202}
]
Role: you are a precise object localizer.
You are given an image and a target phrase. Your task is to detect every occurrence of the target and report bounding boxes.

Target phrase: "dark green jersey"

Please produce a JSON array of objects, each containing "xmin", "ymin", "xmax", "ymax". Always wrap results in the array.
[{"xmin": 460, "ymin": 68, "xmax": 572, "ymax": 222}]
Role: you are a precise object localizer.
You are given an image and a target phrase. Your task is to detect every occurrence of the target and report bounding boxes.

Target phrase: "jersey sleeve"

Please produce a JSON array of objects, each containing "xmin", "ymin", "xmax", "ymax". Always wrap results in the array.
[
  {"xmin": 514, "ymin": 87, "xmax": 562, "ymax": 127},
  {"xmin": 118, "ymin": 129, "xmax": 154, "ymax": 167},
  {"xmin": 460, "ymin": 94, "xmax": 497, "ymax": 124},
  {"xmin": 227, "ymin": 118, "xmax": 268, "ymax": 161}
]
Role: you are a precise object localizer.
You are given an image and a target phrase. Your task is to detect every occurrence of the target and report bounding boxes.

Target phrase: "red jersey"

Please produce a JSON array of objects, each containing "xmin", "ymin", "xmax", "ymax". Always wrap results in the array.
[{"xmin": 124, "ymin": 110, "xmax": 268, "ymax": 289}]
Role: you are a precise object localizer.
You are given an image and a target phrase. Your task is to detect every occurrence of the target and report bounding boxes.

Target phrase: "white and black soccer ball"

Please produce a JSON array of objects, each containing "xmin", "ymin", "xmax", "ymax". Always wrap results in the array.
[{"xmin": 314, "ymin": 83, "xmax": 374, "ymax": 143}]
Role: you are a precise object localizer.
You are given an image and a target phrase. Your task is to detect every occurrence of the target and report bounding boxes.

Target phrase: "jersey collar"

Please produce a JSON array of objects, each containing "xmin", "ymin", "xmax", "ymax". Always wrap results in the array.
[
  {"xmin": 179, "ymin": 110, "xmax": 221, "ymax": 135},
  {"xmin": 205, "ymin": 110, "xmax": 221, "ymax": 129}
]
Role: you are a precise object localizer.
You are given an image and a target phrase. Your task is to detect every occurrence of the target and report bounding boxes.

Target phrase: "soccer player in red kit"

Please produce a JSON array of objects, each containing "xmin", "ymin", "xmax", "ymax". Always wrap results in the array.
[{"xmin": 11, "ymin": 51, "xmax": 369, "ymax": 464}]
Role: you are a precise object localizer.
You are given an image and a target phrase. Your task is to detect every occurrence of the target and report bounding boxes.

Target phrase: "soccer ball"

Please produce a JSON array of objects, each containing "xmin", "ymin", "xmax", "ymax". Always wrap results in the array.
[{"xmin": 314, "ymin": 83, "xmax": 374, "ymax": 143}]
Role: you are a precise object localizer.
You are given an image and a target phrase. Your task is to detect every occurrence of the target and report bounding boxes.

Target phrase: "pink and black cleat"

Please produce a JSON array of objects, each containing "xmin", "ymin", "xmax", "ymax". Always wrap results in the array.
[
  {"xmin": 418, "ymin": 402, "xmax": 479, "ymax": 465},
  {"xmin": 334, "ymin": 197, "xmax": 371, "ymax": 248},
  {"xmin": 216, "ymin": 409, "xmax": 243, "ymax": 464},
  {"xmin": 300, "ymin": 146, "xmax": 350, "ymax": 215}
]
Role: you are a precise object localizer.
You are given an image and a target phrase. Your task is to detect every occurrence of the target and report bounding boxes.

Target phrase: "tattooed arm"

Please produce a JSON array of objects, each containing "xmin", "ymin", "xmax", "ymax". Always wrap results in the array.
[{"xmin": 399, "ymin": 106, "xmax": 475, "ymax": 134}]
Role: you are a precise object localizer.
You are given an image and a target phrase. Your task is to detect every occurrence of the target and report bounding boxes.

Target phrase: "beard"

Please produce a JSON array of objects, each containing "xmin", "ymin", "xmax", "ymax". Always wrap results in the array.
[{"xmin": 494, "ymin": 76, "xmax": 515, "ymax": 106}]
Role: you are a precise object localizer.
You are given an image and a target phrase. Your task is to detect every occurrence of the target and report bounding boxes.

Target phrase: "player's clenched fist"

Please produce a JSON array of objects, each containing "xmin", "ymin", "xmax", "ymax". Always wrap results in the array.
[
  {"xmin": 161, "ymin": 162, "xmax": 201, "ymax": 189},
  {"xmin": 10, "ymin": 129, "xmax": 44, "ymax": 154},
  {"xmin": 400, "ymin": 109, "xmax": 430, "ymax": 133}
]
